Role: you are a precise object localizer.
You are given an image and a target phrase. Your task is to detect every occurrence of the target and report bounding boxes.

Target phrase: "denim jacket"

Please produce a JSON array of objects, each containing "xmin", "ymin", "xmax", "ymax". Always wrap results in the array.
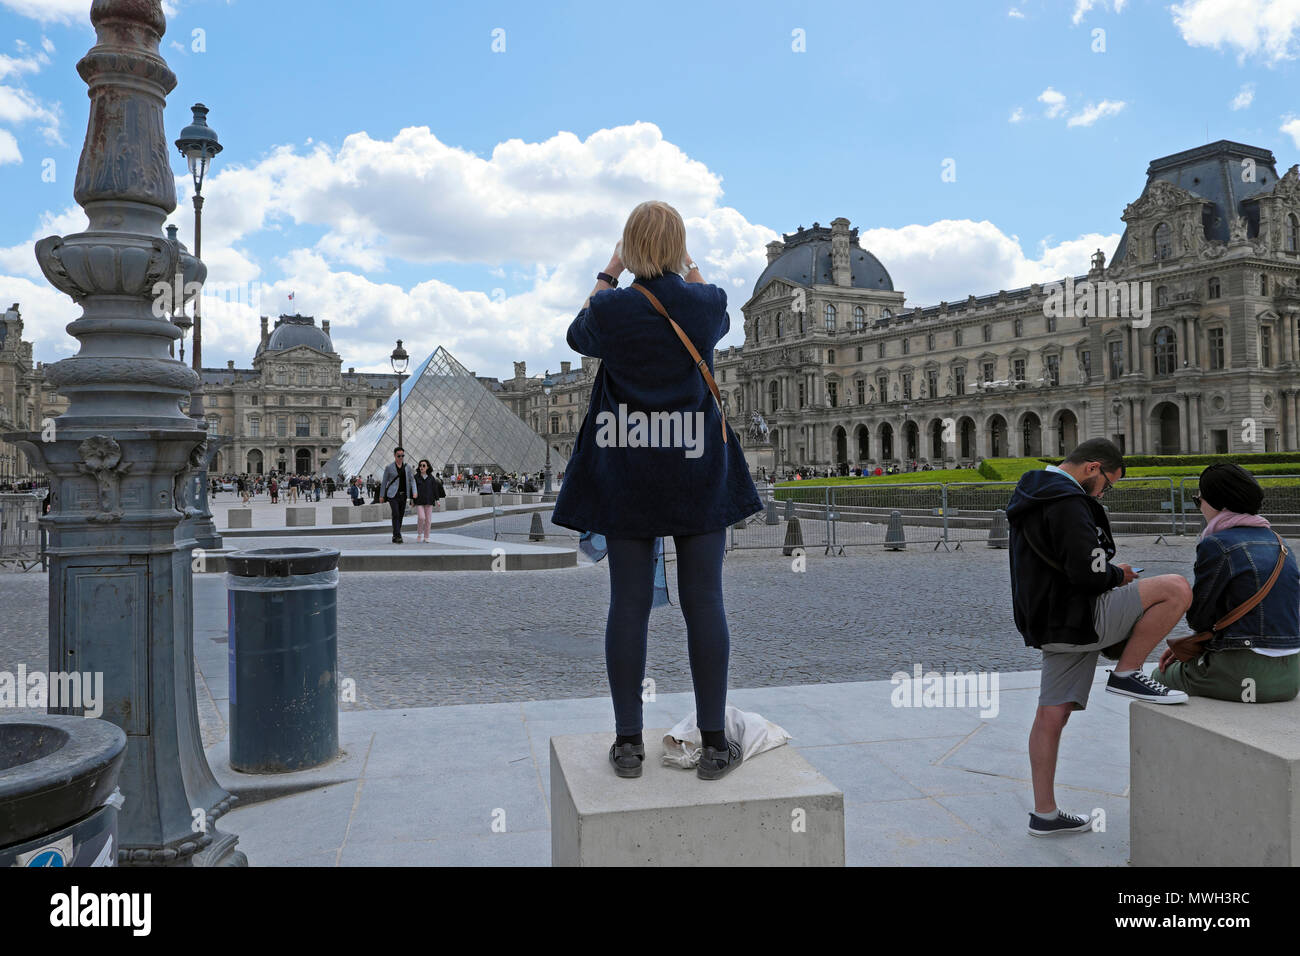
[{"xmin": 1187, "ymin": 525, "xmax": 1300, "ymax": 651}]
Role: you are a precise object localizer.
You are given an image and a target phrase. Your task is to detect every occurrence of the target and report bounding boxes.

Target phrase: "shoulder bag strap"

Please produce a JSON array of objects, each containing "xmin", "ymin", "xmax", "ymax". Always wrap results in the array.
[
  {"xmin": 1210, "ymin": 531, "xmax": 1288, "ymax": 633},
  {"xmin": 630, "ymin": 282, "xmax": 727, "ymax": 445}
]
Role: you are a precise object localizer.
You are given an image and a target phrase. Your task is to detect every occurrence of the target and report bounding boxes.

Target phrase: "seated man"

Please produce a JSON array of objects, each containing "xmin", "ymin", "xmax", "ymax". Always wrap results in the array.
[
  {"xmin": 1155, "ymin": 463, "xmax": 1300, "ymax": 701},
  {"xmin": 1007, "ymin": 439, "xmax": 1190, "ymax": 838}
]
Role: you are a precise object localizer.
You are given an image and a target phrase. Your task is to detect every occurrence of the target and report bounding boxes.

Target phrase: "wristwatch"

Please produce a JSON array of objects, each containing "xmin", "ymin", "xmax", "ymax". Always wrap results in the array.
[
  {"xmin": 682, "ymin": 260, "xmax": 698, "ymax": 275},
  {"xmin": 597, "ymin": 271, "xmax": 618, "ymax": 287}
]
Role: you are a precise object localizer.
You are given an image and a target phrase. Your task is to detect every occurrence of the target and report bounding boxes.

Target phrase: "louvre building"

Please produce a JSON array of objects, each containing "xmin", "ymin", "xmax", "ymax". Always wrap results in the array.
[{"xmin": 714, "ymin": 141, "xmax": 1300, "ymax": 473}]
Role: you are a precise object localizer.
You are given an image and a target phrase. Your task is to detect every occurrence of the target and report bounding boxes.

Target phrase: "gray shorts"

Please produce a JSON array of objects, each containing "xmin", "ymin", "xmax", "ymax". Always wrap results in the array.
[{"xmin": 1038, "ymin": 582, "xmax": 1146, "ymax": 710}]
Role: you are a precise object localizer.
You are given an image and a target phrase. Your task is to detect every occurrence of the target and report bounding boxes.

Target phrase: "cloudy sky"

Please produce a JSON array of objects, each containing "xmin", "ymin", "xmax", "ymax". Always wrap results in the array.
[{"xmin": 1, "ymin": 0, "xmax": 1298, "ymax": 380}]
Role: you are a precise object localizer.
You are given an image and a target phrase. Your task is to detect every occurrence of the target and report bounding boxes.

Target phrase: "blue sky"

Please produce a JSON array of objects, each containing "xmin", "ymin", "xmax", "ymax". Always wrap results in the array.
[{"xmin": 2, "ymin": 0, "xmax": 1298, "ymax": 379}]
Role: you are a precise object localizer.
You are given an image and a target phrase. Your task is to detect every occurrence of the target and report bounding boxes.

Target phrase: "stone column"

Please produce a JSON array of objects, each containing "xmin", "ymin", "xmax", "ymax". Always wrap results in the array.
[
  {"xmin": 1189, "ymin": 393, "xmax": 1201, "ymax": 452},
  {"xmin": 7, "ymin": 0, "xmax": 242, "ymax": 866},
  {"xmin": 1138, "ymin": 396, "xmax": 1148, "ymax": 453},
  {"xmin": 1180, "ymin": 315, "xmax": 1190, "ymax": 366},
  {"xmin": 1282, "ymin": 390, "xmax": 1293, "ymax": 451}
]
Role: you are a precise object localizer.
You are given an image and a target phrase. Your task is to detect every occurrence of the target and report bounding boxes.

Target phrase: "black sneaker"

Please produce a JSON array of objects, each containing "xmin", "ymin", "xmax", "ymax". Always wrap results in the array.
[
  {"xmin": 1105, "ymin": 669, "xmax": 1188, "ymax": 704},
  {"xmin": 609, "ymin": 741, "xmax": 644, "ymax": 778},
  {"xmin": 1027, "ymin": 808, "xmax": 1094, "ymax": 837},
  {"xmin": 697, "ymin": 738, "xmax": 743, "ymax": 780}
]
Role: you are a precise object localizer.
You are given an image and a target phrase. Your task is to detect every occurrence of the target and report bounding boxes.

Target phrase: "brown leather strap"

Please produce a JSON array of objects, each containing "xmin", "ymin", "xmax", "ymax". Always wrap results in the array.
[{"xmin": 630, "ymin": 282, "xmax": 727, "ymax": 444}]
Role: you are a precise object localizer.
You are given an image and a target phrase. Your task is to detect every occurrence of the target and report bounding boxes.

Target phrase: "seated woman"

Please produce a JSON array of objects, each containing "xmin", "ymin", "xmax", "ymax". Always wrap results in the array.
[{"xmin": 1155, "ymin": 463, "xmax": 1300, "ymax": 701}]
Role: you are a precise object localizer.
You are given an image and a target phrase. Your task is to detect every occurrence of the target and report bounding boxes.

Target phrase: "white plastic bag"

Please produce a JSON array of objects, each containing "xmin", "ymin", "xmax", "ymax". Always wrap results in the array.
[{"xmin": 661, "ymin": 704, "xmax": 792, "ymax": 769}]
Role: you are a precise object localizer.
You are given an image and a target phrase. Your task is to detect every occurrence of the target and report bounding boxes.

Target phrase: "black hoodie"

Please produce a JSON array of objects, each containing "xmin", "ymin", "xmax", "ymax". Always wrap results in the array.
[{"xmin": 1005, "ymin": 468, "xmax": 1125, "ymax": 648}]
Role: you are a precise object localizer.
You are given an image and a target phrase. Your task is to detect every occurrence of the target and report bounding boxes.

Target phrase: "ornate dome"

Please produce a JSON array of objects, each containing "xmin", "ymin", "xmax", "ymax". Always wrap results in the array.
[
  {"xmin": 257, "ymin": 313, "xmax": 334, "ymax": 355},
  {"xmin": 752, "ymin": 222, "xmax": 893, "ymax": 298}
]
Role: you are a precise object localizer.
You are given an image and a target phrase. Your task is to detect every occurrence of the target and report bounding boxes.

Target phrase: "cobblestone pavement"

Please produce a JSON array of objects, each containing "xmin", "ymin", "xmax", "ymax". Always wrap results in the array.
[{"xmin": 0, "ymin": 517, "xmax": 1201, "ymax": 711}]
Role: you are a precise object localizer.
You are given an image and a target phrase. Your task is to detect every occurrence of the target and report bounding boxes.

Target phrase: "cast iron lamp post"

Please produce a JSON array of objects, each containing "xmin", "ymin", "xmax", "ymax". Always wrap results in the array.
[
  {"xmin": 391, "ymin": 339, "xmax": 408, "ymax": 448},
  {"xmin": 175, "ymin": 103, "xmax": 223, "ymax": 549},
  {"xmin": 9, "ymin": 0, "xmax": 243, "ymax": 866},
  {"xmin": 542, "ymin": 371, "xmax": 554, "ymax": 495}
]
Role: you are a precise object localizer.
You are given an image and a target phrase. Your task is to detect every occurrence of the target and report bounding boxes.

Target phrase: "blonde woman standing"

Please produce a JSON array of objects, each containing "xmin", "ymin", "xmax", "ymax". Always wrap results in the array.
[{"xmin": 552, "ymin": 201, "xmax": 763, "ymax": 780}]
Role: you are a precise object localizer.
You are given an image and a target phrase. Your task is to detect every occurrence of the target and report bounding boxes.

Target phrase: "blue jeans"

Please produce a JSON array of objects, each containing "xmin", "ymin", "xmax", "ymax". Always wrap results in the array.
[{"xmin": 604, "ymin": 530, "xmax": 730, "ymax": 735}]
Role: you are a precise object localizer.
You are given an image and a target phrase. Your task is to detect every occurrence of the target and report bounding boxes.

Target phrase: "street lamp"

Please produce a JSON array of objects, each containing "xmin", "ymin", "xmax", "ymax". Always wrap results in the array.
[
  {"xmin": 390, "ymin": 339, "xmax": 409, "ymax": 448},
  {"xmin": 542, "ymin": 371, "xmax": 554, "ymax": 495},
  {"xmin": 1111, "ymin": 398, "xmax": 1123, "ymax": 451},
  {"xmin": 174, "ymin": 103, "xmax": 223, "ymax": 549}
]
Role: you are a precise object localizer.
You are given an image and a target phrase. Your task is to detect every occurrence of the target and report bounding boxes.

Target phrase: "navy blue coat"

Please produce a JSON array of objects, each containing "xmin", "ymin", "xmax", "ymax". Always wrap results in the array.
[{"xmin": 551, "ymin": 271, "xmax": 763, "ymax": 538}]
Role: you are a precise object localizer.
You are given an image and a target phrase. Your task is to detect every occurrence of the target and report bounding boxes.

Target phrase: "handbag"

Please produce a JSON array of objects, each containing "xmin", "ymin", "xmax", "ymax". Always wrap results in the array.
[
  {"xmin": 630, "ymin": 282, "xmax": 727, "ymax": 445},
  {"xmin": 1166, "ymin": 531, "xmax": 1288, "ymax": 663}
]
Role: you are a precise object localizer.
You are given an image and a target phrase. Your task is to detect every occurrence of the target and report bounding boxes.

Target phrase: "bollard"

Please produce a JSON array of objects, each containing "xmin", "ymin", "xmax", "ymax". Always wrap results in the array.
[
  {"xmin": 783, "ymin": 497, "xmax": 795, "ymax": 520},
  {"xmin": 782, "ymin": 516, "xmax": 804, "ymax": 556},
  {"xmin": 529, "ymin": 512, "xmax": 546, "ymax": 541},
  {"xmin": 987, "ymin": 509, "xmax": 1009, "ymax": 549},
  {"xmin": 884, "ymin": 510, "xmax": 906, "ymax": 551},
  {"xmin": 766, "ymin": 497, "xmax": 780, "ymax": 525},
  {"xmin": 225, "ymin": 547, "xmax": 340, "ymax": 773}
]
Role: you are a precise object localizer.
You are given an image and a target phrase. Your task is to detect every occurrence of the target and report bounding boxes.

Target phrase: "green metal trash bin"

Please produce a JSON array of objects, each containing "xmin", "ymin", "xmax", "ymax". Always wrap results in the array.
[{"xmin": 225, "ymin": 547, "xmax": 340, "ymax": 772}]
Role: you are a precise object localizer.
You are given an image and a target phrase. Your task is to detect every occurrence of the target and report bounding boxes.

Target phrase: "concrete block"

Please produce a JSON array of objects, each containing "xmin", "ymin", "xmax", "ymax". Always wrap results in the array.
[
  {"xmin": 550, "ymin": 730, "xmax": 844, "ymax": 866},
  {"xmin": 443, "ymin": 497, "xmax": 461, "ymax": 511},
  {"xmin": 499, "ymin": 493, "xmax": 521, "ymax": 505},
  {"xmin": 361, "ymin": 504, "xmax": 384, "ymax": 522},
  {"xmin": 331, "ymin": 506, "xmax": 355, "ymax": 525},
  {"xmin": 227, "ymin": 508, "xmax": 252, "ymax": 529},
  {"xmin": 1130, "ymin": 696, "xmax": 1300, "ymax": 866},
  {"xmin": 285, "ymin": 507, "xmax": 316, "ymax": 527}
]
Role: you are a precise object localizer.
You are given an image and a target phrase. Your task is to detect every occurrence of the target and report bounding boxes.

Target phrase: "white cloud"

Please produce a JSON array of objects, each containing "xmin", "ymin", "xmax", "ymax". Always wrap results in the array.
[
  {"xmin": 1073, "ymin": 0, "xmax": 1127, "ymax": 23},
  {"xmin": 1282, "ymin": 115, "xmax": 1300, "ymax": 148},
  {"xmin": 0, "ymin": 85, "xmax": 62, "ymax": 143},
  {"xmin": 0, "ymin": 49, "xmax": 47, "ymax": 82},
  {"xmin": 1171, "ymin": 0, "xmax": 1300, "ymax": 64},
  {"xmin": 0, "ymin": 0, "xmax": 92, "ymax": 24},
  {"xmin": 858, "ymin": 221, "xmax": 1123, "ymax": 307},
  {"xmin": 1231, "ymin": 83, "xmax": 1256, "ymax": 109},
  {"xmin": 1038, "ymin": 87, "xmax": 1067, "ymax": 118},
  {"xmin": 1009, "ymin": 106, "xmax": 1025, "ymax": 123},
  {"xmin": 1, "ymin": 121, "xmax": 1124, "ymax": 383},
  {"xmin": 0, "ymin": 128, "xmax": 20, "ymax": 165},
  {"xmin": 1008, "ymin": 7, "xmax": 1026, "ymax": 18},
  {"xmin": 1067, "ymin": 99, "xmax": 1126, "ymax": 126}
]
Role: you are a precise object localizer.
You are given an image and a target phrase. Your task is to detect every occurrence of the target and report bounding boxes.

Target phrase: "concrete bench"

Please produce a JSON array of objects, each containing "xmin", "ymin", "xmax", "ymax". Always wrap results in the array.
[
  {"xmin": 550, "ymin": 730, "xmax": 844, "ymax": 866},
  {"xmin": 331, "ymin": 506, "xmax": 355, "ymax": 525},
  {"xmin": 499, "ymin": 493, "xmax": 521, "ymax": 505},
  {"xmin": 1130, "ymin": 695, "xmax": 1300, "ymax": 866},
  {"xmin": 284, "ymin": 506, "xmax": 316, "ymax": 527},
  {"xmin": 443, "ymin": 497, "xmax": 461, "ymax": 511},
  {"xmin": 359, "ymin": 503, "xmax": 383, "ymax": 522},
  {"xmin": 226, "ymin": 508, "xmax": 252, "ymax": 529}
]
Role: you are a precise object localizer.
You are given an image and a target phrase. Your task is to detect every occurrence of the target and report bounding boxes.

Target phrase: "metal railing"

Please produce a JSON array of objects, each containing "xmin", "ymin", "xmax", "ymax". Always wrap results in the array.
[{"xmin": 0, "ymin": 493, "xmax": 44, "ymax": 570}]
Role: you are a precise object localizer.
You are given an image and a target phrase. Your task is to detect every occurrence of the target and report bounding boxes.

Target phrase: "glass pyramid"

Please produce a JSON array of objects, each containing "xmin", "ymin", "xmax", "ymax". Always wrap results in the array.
[{"xmin": 329, "ymin": 346, "xmax": 567, "ymax": 480}]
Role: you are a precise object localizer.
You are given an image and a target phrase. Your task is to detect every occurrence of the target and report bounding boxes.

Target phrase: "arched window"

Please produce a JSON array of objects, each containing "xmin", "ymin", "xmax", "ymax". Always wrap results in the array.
[
  {"xmin": 1208, "ymin": 276, "xmax": 1221, "ymax": 299},
  {"xmin": 1154, "ymin": 222, "xmax": 1173, "ymax": 260},
  {"xmin": 824, "ymin": 303, "xmax": 836, "ymax": 331},
  {"xmin": 769, "ymin": 380, "xmax": 779, "ymax": 413},
  {"xmin": 854, "ymin": 306, "xmax": 865, "ymax": 331},
  {"xmin": 1153, "ymin": 326, "xmax": 1177, "ymax": 376},
  {"xmin": 1156, "ymin": 285, "xmax": 1168, "ymax": 307},
  {"xmin": 828, "ymin": 349, "xmax": 835, "ymax": 364},
  {"xmin": 882, "ymin": 308, "xmax": 893, "ymax": 320},
  {"xmin": 1288, "ymin": 214, "xmax": 1299, "ymax": 253},
  {"xmin": 1013, "ymin": 318, "xmax": 1023, "ymax": 338}
]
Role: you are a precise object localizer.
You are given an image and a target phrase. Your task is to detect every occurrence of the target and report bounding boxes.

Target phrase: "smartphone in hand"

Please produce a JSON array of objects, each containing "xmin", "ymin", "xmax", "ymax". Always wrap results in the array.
[{"xmin": 1130, "ymin": 566, "xmax": 1144, "ymax": 574}]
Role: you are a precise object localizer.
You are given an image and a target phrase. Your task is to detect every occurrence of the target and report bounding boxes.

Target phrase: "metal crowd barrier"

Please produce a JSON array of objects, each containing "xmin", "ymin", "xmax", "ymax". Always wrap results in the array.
[{"xmin": 0, "ymin": 493, "xmax": 44, "ymax": 570}]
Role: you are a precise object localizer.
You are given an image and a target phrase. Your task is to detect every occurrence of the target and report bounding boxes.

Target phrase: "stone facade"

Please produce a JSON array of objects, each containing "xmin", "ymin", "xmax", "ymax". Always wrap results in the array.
[
  {"xmin": 716, "ymin": 142, "xmax": 1300, "ymax": 473},
  {"xmin": 0, "ymin": 304, "xmax": 69, "ymax": 484}
]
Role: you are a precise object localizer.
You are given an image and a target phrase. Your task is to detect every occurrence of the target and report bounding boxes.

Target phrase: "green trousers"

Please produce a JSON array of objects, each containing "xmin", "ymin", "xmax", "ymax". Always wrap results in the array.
[{"xmin": 1155, "ymin": 649, "xmax": 1300, "ymax": 703}]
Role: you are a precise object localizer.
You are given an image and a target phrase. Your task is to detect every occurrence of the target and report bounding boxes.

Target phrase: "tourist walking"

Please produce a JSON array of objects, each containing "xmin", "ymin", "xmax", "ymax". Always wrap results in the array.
[
  {"xmin": 268, "ymin": 477, "xmax": 278, "ymax": 504},
  {"xmin": 1006, "ymin": 439, "xmax": 1190, "ymax": 838},
  {"xmin": 379, "ymin": 447, "xmax": 416, "ymax": 543},
  {"xmin": 1154, "ymin": 463, "xmax": 1300, "ymax": 701},
  {"xmin": 552, "ymin": 200, "xmax": 763, "ymax": 781},
  {"xmin": 348, "ymin": 476, "xmax": 364, "ymax": 507},
  {"xmin": 411, "ymin": 459, "xmax": 445, "ymax": 542}
]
